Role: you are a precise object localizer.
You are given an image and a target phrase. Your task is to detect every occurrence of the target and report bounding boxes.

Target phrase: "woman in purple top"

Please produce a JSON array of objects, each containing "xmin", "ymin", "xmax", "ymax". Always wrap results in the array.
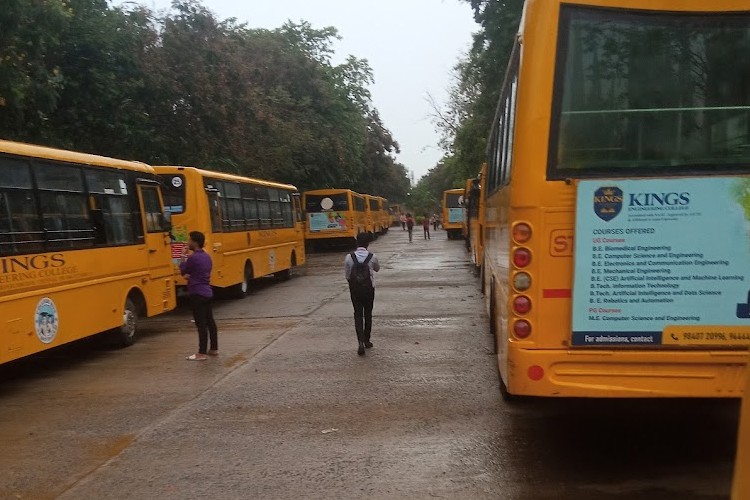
[{"xmin": 180, "ymin": 231, "xmax": 218, "ymax": 360}]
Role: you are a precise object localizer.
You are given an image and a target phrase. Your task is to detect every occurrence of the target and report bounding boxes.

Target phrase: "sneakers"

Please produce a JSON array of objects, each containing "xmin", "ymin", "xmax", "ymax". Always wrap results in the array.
[
  {"xmin": 357, "ymin": 342, "xmax": 365, "ymax": 356},
  {"xmin": 365, "ymin": 341, "xmax": 373, "ymax": 349}
]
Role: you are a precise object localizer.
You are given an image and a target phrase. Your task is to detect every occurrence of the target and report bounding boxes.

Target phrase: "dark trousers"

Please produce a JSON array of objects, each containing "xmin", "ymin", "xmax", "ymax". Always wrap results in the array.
[
  {"xmin": 190, "ymin": 294, "xmax": 218, "ymax": 354},
  {"xmin": 423, "ymin": 227, "xmax": 430, "ymax": 239},
  {"xmin": 349, "ymin": 285, "xmax": 375, "ymax": 344},
  {"xmin": 401, "ymin": 222, "xmax": 406, "ymax": 230}
]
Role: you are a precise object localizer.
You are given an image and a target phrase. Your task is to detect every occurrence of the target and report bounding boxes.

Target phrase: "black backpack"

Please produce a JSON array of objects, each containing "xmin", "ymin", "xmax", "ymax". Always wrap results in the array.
[{"xmin": 349, "ymin": 252, "xmax": 373, "ymax": 289}]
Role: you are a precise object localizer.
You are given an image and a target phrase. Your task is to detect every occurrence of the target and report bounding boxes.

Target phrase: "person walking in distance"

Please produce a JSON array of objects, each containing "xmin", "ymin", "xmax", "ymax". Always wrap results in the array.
[
  {"xmin": 180, "ymin": 231, "xmax": 218, "ymax": 360},
  {"xmin": 406, "ymin": 213, "xmax": 414, "ymax": 242},
  {"xmin": 400, "ymin": 213, "xmax": 407, "ymax": 230},
  {"xmin": 344, "ymin": 233, "xmax": 380, "ymax": 356},
  {"xmin": 423, "ymin": 213, "xmax": 431, "ymax": 240}
]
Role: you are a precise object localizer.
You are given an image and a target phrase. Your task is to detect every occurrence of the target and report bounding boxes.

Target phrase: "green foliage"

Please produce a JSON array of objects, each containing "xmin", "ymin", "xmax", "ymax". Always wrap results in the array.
[
  {"xmin": 0, "ymin": 0, "xmax": 410, "ymax": 200},
  {"xmin": 417, "ymin": 0, "xmax": 523, "ymax": 201}
]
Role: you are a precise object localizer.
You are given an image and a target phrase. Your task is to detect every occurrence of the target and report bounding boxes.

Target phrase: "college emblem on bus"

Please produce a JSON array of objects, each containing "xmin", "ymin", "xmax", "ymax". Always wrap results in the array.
[
  {"xmin": 35, "ymin": 297, "xmax": 59, "ymax": 344},
  {"xmin": 593, "ymin": 186, "xmax": 623, "ymax": 222}
]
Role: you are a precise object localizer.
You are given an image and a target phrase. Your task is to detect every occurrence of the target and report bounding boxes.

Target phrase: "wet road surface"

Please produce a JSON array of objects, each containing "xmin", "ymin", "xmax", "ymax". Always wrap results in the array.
[{"xmin": 0, "ymin": 229, "xmax": 740, "ymax": 499}]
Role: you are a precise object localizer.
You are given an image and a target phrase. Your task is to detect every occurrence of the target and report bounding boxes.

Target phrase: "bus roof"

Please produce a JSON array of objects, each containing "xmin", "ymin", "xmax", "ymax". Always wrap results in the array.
[
  {"xmin": 303, "ymin": 188, "xmax": 364, "ymax": 197},
  {"xmin": 0, "ymin": 139, "xmax": 153, "ymax": 172},
  {"xmin": 154, "ymin": 166, "xmax": 297, "ymax": 191},
  {"xmin": 444, "ymin": 188, "xmax": 464, "ymax": 195}
]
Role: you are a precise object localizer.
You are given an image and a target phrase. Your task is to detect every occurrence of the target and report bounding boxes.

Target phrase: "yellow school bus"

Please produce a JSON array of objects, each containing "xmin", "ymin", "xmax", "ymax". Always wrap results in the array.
[
  {"xmin": 155, "ymin": 167, "xmax": 305, "ymax": 297},
  {"xmin": 468, "ymin": 164, "xmax": 487, "ymax": 274},
  {"xmin": 0, "ymin": 140, "xmax": 175, "ymax": 364},
  {"xmin": 442, "ymin": 188, "xmax": 465, "ymax": 240},
  {"xmin": 377, "ymin": 197, "xmax": 390, "ymax": 234},
  {"xmin": 389, "ymin": 204, "xmax": 402, "ymax": 227},
  {"xmin": 483, "ymin": 0, "xmax": 750, "ymax": 398},
  {"xmin": 462, "ymin": 179, "xmax": 473, "ymax": 242},
  {"xmin": 365, "ymin": 194, "xmax": 380, "ymax": 237},
  {"xmin": 733, "ymin": 370, "xmax": 750, "ymax": 498},
  {"xmin": 303, "ymin": 189, "xmax": 367, "ymax": 248}
]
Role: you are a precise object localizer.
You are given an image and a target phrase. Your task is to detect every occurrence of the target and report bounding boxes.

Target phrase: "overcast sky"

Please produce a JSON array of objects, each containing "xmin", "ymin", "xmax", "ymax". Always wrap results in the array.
[{"xmin": 114, "ymin": 0, "xmax": 477, "ymax": 180}]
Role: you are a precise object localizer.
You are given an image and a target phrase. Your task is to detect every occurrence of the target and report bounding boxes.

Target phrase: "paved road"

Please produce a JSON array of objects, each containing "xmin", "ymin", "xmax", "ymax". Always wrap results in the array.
[{"xmin": 0, "ymin": 229, "xmax": 740, "ymax": 499}]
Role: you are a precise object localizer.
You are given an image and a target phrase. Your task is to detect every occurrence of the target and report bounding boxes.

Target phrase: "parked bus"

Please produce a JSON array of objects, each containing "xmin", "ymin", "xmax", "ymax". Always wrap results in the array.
[
  {"xmin": 0, "ymin": 140, "xmax": 175, "ymax": 364},
  {"xmin": 303, "ymin": 189, "xmax": 367, "ymax": 248},
  {"xmin": 462, "ymin": 178, "xmax": 473, "ymax": 243},
  {"xmin": 377, "ymin": 197, "xmax": 390, "ymax": 234},
  {"xmin": 483, "ymin": 0, "xmax": 750, "ymax": 398},
  {"xmin": 365, "ymin": 194, "xmax": 380, "ymax": 238},
  {"xmin": 467, "ymin": 164, "xmax": 487, "ymax": 274},
  {"xmin": 389, "ymin": 204, "xmax": 402, "ymax": 227},
  {"xmin": 156, "ymin": 167, "xmax": 305, "ymax": 297},
  {"xmin": 442, "ymin": 188, "xmax": 465, "ymax": 239}
]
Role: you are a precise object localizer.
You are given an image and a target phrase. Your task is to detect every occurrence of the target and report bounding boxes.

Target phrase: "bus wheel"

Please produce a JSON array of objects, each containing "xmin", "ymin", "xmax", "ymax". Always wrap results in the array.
[
  {"xmin": 489, "ymin": 280, "xmax": 498, "ymax": 354},
  {"xmin": 231, "ymin": 263, "xmax": 253, "ymax": 298},
  {"xmin": 115, "ymin": 297, "xmax": 138, "ymax": 347}
]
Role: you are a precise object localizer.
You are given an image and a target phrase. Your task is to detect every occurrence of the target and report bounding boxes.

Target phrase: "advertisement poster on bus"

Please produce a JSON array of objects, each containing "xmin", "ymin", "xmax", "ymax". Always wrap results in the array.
[
  {"xmin": 572, "ymin": 177, "xmax": 750, "ymax": 347},
  {"xmin": 448, "ymin": 208, "xmax": 465, "ymax": 224},
  {"xmin": 308, "ymin": 212, "xmax": 347, "ymax": 232}
]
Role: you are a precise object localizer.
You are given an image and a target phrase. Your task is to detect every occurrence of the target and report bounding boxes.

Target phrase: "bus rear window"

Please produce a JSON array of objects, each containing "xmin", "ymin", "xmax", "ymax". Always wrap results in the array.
[
  {"xmin": 445, "ymin": 193, "xmax": 462, "ymax": 208},
  {"xmin": 159, "ymin": 175, "xmax": 186, "ymax": 214},
  {"xmin": 550, "ymin": 6, "xmax": 750, "ymax": 178},
  {"xmin": 305, "ymin": 194, "xmax": 349, "ymax": 212}
]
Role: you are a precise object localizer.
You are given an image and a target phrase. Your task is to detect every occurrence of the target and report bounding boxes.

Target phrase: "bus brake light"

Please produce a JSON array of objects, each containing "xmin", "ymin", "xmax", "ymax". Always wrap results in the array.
[
  {"xmin": 512, "ymin": 248, "xmax": 531, "ymax": 268},
  {"xmin": 513, "ymin": 319, "xmax": 531, "ymax": 339},
  {"xmin": 513, "ymin": 295, "xmax": 531, "ymax": 315}
]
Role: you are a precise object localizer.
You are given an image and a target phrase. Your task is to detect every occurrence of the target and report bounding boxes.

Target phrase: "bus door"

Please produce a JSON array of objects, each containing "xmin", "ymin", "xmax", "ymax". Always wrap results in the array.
[
  {"xmin": 292, "ymin": 192, "xmax": 304, "ymax": 235},
  {"xmin": 136, "ymin": 181, "xmax": 173, "ymax": 311},
  {"xmin": 205, "ymin": 187, "xmax": 225, "ymax": 280}
]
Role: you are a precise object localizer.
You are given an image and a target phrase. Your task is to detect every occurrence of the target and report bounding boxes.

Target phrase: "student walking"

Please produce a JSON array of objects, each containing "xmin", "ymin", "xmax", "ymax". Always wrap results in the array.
[
  {"xmin": 180, "ymin": 231, "xmax": 218, "ymax": 361},
  {"xmin": 423, "ymin": 213, "xmax": 431, "ymax": 240},
  {"xmin": 406, "ymin": 213, "xmax": 414, "ymax": 242},
  {"xmin": 400, "ymin": 213, "xmax": 407, "ymax": 230},
  {"xmin": 432, "ymin": 214, "xmax": 439, "ymax": 231},
  {"xmin": 344, "ymin": 233, "xmax": 380, "ymax": 356}
]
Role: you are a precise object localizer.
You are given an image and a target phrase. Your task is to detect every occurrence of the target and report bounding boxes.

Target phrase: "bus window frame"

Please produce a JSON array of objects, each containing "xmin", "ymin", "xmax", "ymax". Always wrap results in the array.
[{"xmin": 546, "ymin": 4, "xmax": 750, "ymax": 181}]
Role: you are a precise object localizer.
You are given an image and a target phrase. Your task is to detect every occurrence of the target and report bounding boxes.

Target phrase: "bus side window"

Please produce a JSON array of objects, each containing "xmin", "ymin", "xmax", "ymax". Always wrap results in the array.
[
  {"xmin": 0, "ymin": 157, "xmax": 44, "ymax": 256},
  {"xmin": 86, "ymin": 170, "xmax": 136, "ymax": 246},
  {"xmin": 35, "ymin": 161, "xmax": 95, "ymax": 250},
  {"xmin": 257, "ymin": 187, "xmax": 272, "ymax": 229},
  {"xmin": 241, "ymin": 184, "xmax": 259, "ymax": 229},
  {"xmin": 139, "ymin": 185, "xmax": 168, "ymax": 233}
]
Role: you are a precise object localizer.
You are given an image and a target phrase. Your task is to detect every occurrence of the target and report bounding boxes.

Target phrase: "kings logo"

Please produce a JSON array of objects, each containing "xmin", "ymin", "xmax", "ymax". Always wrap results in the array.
[{"xmin": 593, "ymin": 186, "xmax": 623, "ymax": 222}]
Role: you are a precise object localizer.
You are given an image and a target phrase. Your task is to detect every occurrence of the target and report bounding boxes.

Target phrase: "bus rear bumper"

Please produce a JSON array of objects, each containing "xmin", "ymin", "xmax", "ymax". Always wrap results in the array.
[{"xmin": 505, "ymin": 348, "xmax": 749, "ymax": 398}]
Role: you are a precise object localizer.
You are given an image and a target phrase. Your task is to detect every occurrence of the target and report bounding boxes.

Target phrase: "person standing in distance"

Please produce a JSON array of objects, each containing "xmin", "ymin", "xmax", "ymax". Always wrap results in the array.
[
  {"xmin": 422, "ymin": 213, "xmax": 431, "ymax": 240},
  {"xmin": 344, "ymin": 233, "xmax": 380, "ymax": 356},
  {"xmin": 180, "ymin": 231, "xmax": 218, "ymax": 361},
  {"xmin": 406, "ymin": 213, "xmax": 414, "ymax": 242},
  {"xmin": 400, "ymin": 213, "xmax": 407, "ymax": 231}
]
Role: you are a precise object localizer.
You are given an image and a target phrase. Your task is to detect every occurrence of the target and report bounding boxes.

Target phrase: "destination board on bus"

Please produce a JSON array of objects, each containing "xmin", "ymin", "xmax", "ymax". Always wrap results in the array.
[{"xmin": 572, "ymin": 178, "xmax": 750, "ymax": 347}]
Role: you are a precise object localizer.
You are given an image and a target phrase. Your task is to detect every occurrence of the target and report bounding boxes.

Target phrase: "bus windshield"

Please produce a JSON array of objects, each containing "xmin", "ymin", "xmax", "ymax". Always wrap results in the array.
[
  {"xmin": 551, "ymin": 7, "xmax": 750, "ymax": 177},
  {"xmin": 306, "ymin": 193, "xmax": 349, "ymax": 212}
]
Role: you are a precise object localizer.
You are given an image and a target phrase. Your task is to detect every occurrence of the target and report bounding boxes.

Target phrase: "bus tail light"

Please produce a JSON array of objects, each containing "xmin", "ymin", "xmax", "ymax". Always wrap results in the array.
[
  {"xmin": 513, "ymin": 319, "xmax": 531, "ymax": 339},
  {"xmin": 513, "ymin": 272, "xmax": 531, "ymax": 291},
  {"xmin": 512, "ymin": 248, "xmax": 531, "ymax": 268},
  {"xmin": 512, "ymin": 223, "xmax": 532, "ymax": 244},
  {"xmin": 513, "ymin": 295, "xmax": 531, "ymax": 315}
]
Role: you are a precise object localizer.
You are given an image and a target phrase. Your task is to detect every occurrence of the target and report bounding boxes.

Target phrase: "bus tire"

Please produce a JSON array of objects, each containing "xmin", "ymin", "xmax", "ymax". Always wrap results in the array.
[
  {"xmin": 489, "ymin": 279, "xmax": 498, "ymax": 354},
  {"xmin": 115, "ymin": 297, "xmax": 139, "ymax": 347},
  {"xmin": 231, "ymin": 262, "xmax": 253, "ymax": 298}
]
